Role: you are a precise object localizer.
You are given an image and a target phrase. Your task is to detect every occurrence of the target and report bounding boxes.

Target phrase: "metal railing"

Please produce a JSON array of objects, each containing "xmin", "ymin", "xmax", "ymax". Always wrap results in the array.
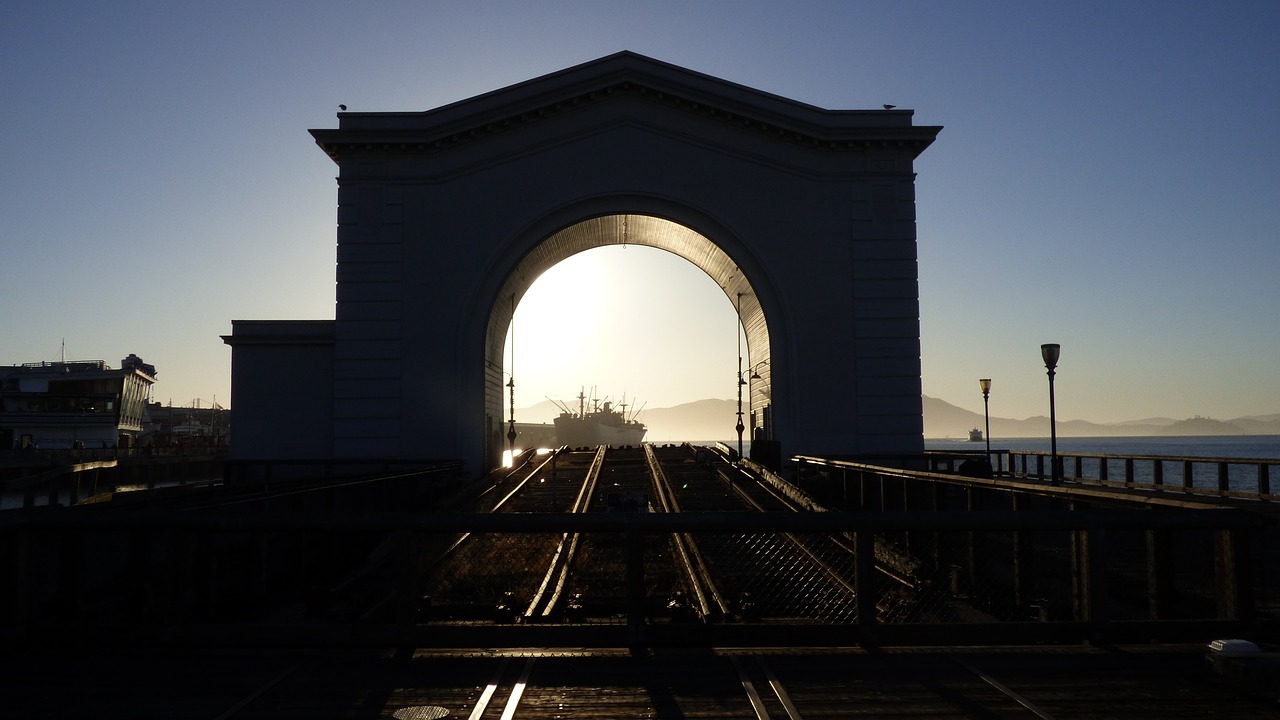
[
  {"xmin": 1005, "ymin": 450, "xmax": 1277, "ymax": 502},
  {"xmin": 2, "ymin": 503, "xmax": 1269, "ymax": 649},
  {"xmin": 923, "ymin": 448, "xmax": 1278, "ymax": 503}
]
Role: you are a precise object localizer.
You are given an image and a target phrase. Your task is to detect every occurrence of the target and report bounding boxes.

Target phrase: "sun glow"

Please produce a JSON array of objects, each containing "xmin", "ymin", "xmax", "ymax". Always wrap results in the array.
[
  {"xmin": 502, "ymin": 250, "xmax": 608, "ymax": 393},
  {"xmin": 502, "ymin": 244, "xmax": 743, "ymax": 417}
]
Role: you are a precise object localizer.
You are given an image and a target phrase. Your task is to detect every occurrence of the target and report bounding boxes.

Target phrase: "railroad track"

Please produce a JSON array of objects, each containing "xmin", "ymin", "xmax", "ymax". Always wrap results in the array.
[
  {"xmin": 39, "ymin": 448, "xmax": 1270, "ymax": 718},
  {"xmin": 208, "ymin": 648, "xmax": 1085, "ymax": 719},
  {"xmin": 416, "ymin": 442, "xmax": 937, "ymax": 625}
]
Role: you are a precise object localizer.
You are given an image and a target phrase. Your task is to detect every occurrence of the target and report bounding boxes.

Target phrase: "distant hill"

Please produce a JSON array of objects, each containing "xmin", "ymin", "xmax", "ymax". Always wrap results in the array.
[
  {"xmin": 641, "ymin": 399, "xmax": 740, "ymax": 442},
  {"xmin": 516, "ymin": 397, "xmax": 1280, "ymax": 443},
  {"xmin": 922, "ymin": 396, "xmax": 1280, "ymax": 439}
]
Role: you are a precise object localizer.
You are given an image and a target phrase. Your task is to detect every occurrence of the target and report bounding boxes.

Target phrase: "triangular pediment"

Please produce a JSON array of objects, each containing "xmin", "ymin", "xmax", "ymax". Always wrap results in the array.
[{"xmin": 312, "ymin": 51, "xmax": 939, "ymax": 161}]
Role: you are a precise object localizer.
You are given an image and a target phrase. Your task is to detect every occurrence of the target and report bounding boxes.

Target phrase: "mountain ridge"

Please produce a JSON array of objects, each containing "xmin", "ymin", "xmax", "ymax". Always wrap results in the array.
[{"xmin": 515, "ymin": 397, "xmax": 1280, "ymax": 441}]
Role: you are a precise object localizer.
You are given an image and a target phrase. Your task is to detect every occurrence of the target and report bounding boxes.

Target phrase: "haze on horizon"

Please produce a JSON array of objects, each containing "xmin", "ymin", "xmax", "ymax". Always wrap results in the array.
[{"xmin": 3, "ymin": 2, "xmax": 1277, "ymax": 426}]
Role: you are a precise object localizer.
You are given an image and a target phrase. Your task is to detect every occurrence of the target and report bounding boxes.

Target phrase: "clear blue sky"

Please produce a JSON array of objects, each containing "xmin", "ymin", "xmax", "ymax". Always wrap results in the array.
[{"xmin": 3, "ymin": 1, "xmax": 1277, "ymax": 423}]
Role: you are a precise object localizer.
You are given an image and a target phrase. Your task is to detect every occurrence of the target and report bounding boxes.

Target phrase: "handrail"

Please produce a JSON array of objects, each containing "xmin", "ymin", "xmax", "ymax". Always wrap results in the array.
[
  {"xmin": 1002, "ymin": 449, "xmax": 1276, "ymax": 502},
  {"xmin": 2, "ymin": 507, "xmax": 1262, "ymax": 649},
  {"xmin": 839, "ymin": 450, "xmax": 1276, "ymax": 504},
  {"xmin": 792, "ymin": 455, "xmax": 1270, "ymax": 511}
]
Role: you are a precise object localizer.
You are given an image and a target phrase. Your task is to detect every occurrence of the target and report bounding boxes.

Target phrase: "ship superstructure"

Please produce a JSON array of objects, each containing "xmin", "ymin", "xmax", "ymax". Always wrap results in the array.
[{"xmin": 552, "ymin": 389, "xmax": 647, "ymax": 448}]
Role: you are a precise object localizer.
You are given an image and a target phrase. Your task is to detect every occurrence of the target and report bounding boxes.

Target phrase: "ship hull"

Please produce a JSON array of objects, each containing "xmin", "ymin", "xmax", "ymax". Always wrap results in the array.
[{"xmin": 553, "ymin": 416, "xmax": 646, "ymax": 448}]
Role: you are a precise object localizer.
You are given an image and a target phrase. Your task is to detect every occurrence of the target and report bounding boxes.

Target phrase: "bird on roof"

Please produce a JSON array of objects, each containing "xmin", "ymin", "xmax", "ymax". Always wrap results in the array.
[
  {"xmin": 883, "ymin": 104, "xmax": 896, "ymax": 110},
  {"xmin": 339, "ymin": 104, "xmax": 347, "ymax": 111}
]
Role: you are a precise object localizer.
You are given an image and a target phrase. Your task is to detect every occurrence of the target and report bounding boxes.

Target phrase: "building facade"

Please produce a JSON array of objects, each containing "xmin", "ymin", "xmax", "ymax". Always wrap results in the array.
[
  {"xmin": 224, "ymin": 52, "xmax": 941, "ymax": 472},
  {"xmin": 0, "ymin": 354, "xmax": 156, "ymax": 450}
]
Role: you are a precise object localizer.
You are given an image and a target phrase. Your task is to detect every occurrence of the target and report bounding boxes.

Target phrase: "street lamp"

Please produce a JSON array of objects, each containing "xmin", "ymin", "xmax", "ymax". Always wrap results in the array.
[
  {"xmin": 978, "ymin": 378, "xmax": 992, "ymax": 462},
  {"xmin": 506, "ymin": 375, "xmax": 517, "ymax": 456},
  {"xmin": 1041, "ymin": 343, "xmax": 1061, "ymax": 484},
  {"xmin": 735, "ymin": 293, "xmax": 745, "ymax": 461},
  {"xmin": 506, "ymin": 293, "xmax": 518, "ymax": 460}
]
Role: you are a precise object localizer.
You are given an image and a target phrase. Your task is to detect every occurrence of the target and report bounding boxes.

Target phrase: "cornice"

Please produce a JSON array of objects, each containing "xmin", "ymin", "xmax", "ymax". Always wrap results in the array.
[{"xmin": 311, "ymin": 54, "xmax": 941, "ymax": 163}]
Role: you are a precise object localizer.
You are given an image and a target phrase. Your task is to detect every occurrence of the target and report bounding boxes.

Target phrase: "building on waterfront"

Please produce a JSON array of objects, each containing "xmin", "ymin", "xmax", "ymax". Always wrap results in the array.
[
  {"xmin": 0, "ymin": 354, "xmax": 156, "ymax": 450},
  {"xmin": 145, "ymin": 400, "xmax": 230, "ymax": 448}
]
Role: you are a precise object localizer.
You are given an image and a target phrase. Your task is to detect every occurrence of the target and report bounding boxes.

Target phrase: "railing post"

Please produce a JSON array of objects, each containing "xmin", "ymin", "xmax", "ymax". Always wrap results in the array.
[
  {"xmin": 900, "ymin": 475, "xmax": 913, "ymax": 555},
  {"xmin": 1011, "ymin": 494, "xmax": 1034, "ymax": 613},
  {"xmin": 1260, "ymin": 464, "xmax": 1271, "ymax": 497},
  {"xmin": 11, "ymin": 525, "xmax": 33, "ymax": 635},
  {"xmin": 1073, "ymin": 524, "xmax": 1109, "ymax": 642},
  {"xmin": 1145, "ymin": 528, "xmax": 1175, "ymax": 620},
  {"xmin": 626, "ymin": 523, "xmax": 647, "ymax": 648},
  {"xmin": 1217, "ymin": 463, "xmax": 1230, "ymax": 493},
  {"xmin": 395, "ymin": 529, "xmax": 419, "ymax": 625},
  {"xmin": 56, "ymin": 528, "xmax": 84, "ymax": 623},
  {"xmin": 126, "ymin": 529, "xmax": 152, "ymax": 623},
  {"xmin": 964, "ymin": 487, "xmax": 979, "ymax": 593},
  {"xmin": 854, "ymin": 528, "xmax": 878, "ymax": 646},
  {"xmin": 1183, "ymin": 460, "xmax": 1194, "ymax": 491},
  {"xmin": 1153, "ymin": 460, "xmax": 1164, "ymax": 488},
  {"xmin": 1214, "ymin": 527, "xmax": 1252, "ymax": 621}
]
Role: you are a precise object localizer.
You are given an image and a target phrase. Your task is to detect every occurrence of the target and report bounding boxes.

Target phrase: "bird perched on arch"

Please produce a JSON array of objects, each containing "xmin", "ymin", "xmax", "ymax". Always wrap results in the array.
[
  {"xmin": 883, "ymin": 104, "xmax": 896, "ymax": 110},
  {"xmin": 339, "ymin": 104, "xmax": 347, "ymax": 111}
]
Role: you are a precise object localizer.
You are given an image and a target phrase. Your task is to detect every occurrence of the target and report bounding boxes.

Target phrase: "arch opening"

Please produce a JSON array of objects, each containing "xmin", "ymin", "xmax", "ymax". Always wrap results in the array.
[{"xmin": 483, "ymin": 214, "xmax": 774, "ymax": 467}]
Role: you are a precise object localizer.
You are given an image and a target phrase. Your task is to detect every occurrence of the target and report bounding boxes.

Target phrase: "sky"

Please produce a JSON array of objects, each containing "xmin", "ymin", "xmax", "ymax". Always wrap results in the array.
[{"xmin": 2, "ymin": 1, "xmax": 1277, "ymax": 424}]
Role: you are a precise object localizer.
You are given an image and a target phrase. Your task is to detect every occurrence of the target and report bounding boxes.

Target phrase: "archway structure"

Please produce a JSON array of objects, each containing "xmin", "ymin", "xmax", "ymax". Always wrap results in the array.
[
  {"xmin": 224, "ymin": 52, "xmax": 941, "ymax": 472},
  {"xmin": 485, "ymin": 213, "xmax": 770, "ymax": 466}
]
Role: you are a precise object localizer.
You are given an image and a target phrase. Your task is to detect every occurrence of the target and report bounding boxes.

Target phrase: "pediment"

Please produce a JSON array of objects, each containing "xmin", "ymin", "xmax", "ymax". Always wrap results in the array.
[{"xmin": 311, "ymin": 51, "xmax": 940, "ymax": 162}]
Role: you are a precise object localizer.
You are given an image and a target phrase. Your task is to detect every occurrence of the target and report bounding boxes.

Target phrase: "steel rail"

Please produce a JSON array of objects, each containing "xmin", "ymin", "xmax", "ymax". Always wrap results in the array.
[
  {"xmin": 465, "ymin": 657, "xmax": 510, "ymax": 720},
  {"xmin": 953, "ymin": 657, "xmax": 1056, "ymax": 719},
  {"xmin": 422, "ymin": 448, "xmax": 566, "ymax": 573},
  {"xmin": 645, "ymin": 444, "xmax": 730, "ymax": 621},
  {"xmin": 730, "ymin": 655, "xmax": 772, "ymax": 719},
  {"xmin": 756, "ymin": 655, "xmax": 805, "ymax": 720},
  {"xmin": 523, "ymin": 445, "xmax": 606, "ymax": 619}
]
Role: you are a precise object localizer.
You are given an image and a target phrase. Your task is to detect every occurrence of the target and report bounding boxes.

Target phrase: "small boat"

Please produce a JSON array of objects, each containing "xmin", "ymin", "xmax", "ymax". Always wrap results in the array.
[
  {"xmin": 552, "ymin": 389, "xmax": 647, "ymax": 447},
  {"xmin": 968, "ymin": 428, "xmax": 984, "ymax": 442}
]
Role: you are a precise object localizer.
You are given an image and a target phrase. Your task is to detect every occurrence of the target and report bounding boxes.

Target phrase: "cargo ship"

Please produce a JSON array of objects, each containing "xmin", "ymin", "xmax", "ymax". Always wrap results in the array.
[{"xmin": 552, "ymin": 389, "xmax": 647, "ymax": 447}]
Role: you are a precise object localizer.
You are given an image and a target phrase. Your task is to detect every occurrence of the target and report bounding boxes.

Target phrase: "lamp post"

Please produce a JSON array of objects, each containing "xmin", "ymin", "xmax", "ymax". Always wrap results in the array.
[
  {"xmin": 978, "ymin": 378, "xmax": 991, "ymax": 462},
  {"xmin": 735, "ymin": 293, "xmax": 745, "ymax": 461},
  {"xmin": 506, "ymin": 375, "xmax": 517, "ymax": 456},
  {"xmin": 506, "ymin": 293, "xmax": 518, "ymax": 460},
  {"xmin": 1041, "ymin": 343, "xmax": 1061, "ymax": 484}
]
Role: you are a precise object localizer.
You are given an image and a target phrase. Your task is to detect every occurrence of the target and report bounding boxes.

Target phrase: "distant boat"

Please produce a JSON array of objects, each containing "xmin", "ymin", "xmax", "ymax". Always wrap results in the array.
[
  {"xmin": 552, "ymin": 389, "xmax": 647, "ymax": 447},
  {"xmin": 969, "ymin": 428, "xmax": 984, "ymax": 442}
]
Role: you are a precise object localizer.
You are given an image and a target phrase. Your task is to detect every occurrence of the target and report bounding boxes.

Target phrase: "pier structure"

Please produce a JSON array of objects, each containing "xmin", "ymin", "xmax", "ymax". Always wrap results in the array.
[
  {"xmin": 3, "ymin": 444, "xmax": 1277, "ymax": 716},
  {"xmin": 223, "ymin": 52, "xmax": 941, "ymax": 472}
]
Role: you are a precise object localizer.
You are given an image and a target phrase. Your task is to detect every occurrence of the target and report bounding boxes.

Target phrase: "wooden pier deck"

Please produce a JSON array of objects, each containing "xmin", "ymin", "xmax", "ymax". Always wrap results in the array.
[
  {"xmin": 3, "ymin": 643, "xmax": 1278, "ymax": 718},
  {"xmin": 4, "ymin": 446, "xmax": 1278, "ymax": 717}
]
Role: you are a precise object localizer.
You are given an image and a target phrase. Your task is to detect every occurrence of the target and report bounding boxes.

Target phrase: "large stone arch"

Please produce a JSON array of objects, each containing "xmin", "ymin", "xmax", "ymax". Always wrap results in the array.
[
  {"xmin": 478, "ymin": 206, "xmax": 777, "ymax": 469},
  {"xmin": 224, "ymin": 51, "xmax": 941, "ymax": 472}
]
